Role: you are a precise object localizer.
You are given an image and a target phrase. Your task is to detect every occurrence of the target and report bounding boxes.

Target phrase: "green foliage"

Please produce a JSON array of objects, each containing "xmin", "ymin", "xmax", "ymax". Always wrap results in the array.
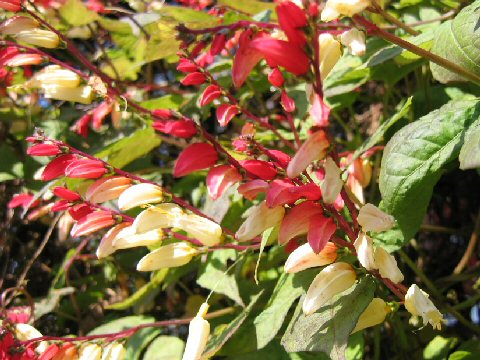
[
  {"xmin": 59, "ymin": 0, "xmax": 98, "ymax": 26},
  {"xmin": 144, "ymin": 336, "xmax": 185, "ymax": 360}
]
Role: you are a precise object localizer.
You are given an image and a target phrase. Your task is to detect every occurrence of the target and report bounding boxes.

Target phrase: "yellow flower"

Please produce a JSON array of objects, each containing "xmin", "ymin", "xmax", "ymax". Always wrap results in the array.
[
  {"xmin": 113, "ymin": 226, "xmax": 164, "ymax": 250},
  {"xmin": 26, "ymin": 65, "xmax": 81, "ymax": 89},
  {"xmin": 182, "ymin": 303, "xmax": 210, "ymax": 360},
  {"xmin": 14, "ymin": 323, "xmax": 48, "ymax": 354},
  {"xmin": 78, "ymin": 344, "xmax": 102, "ymax": 360},
  {"xmin": 235, "ymin": 201, "xmax": 285, "ymax": 241},
  {"xmin": 176, "ymin": 214, "xmax": 223, "ymax": 246},
  {"xmin": 321, "ymin": 157, "xmax": 343, "ymax": 204},
  {"xmin": 321, "ymin": 0, "xmax": 371, "ymax": 22},
  {"xmin": 340, "ymin": 28, "xmax": 366, "ymax": 56},
  {"xmin": 117, "ymin": 183, "xmax": 163, "ymax": 210},
  {"xmin": 137, "ymin": 242, "xmax": 199, "ymax": 271},
  {"xmin": 354, "ymin": 233, "xmax": 377, "ymax": 271},
  {"xmin": 42, "ymin": 85, "xmax": 94, "ymax": 104},
  {"xmin": 303, "ymin": 262, "xmax": 356, "ymax": 315},
  {"xmin": 101, "ymin": 343, "xmax": 126, "ymax": 360},
  {"xmin": 357, "ymin": 203, "xmax": 395, "ymax": 232},
  {"xmin": 352, "ymin": 298, "xmax": 390, "ymax": 333},
  {"xmin": 405, "ymin": 284, "xmax": 444, "ymax": 330},
  {"xmin": 374, "ymin": 246, "xmax": 404, "ymax": 283},
  {"xmin": 318, "ymin": 33, "xmax": 342, "ymax": 81},
  {"xmin": 133, "ymin": 203, "xmax": 184, "ymax": 233},
  {"xmin": 286, "ymin": 130, "xmax": 329, "ymax": 178},
  {"xmin": 0, "ymin": 16, "xmax": 38, "ymax": 35},
  {"xmin": 16, "ymin": 29, "xmax": 60, "ymax": 48},
  {"xmin": 284, "ymin": 242, "xmax": 338, "ymax": 273}
]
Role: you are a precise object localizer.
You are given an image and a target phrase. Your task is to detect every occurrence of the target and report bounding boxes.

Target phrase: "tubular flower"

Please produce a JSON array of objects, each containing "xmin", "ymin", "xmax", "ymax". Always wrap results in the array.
[
  {"xmin": 352, "ymin": 298, "xmax": 390, "ymax": 333},
  {"xmin": 404, "ymin": 284, "xmax": 444, "ymax": 330},
  {"xmin": 303, "ymin": 262, "xmax": 357, "ymax": 315},
  {"xmin": 286, "ymin": 130, "xmax": 330, "ymax": 178},
  {"xmin": 232, "ymin": 30, "xmax": 265, "ymax": 88},
  {"xmin": 78, "ymin": 343, "xmax": 102, "ymax": 360},
  {"xmin": 216, "ymin": 104, "xmax": 240, "ymax": 127},
  {"xmin": 86, "ymin": 176, "xmax": 132, "ymax": 203},
  {"xmin": 206, "ymin": 165, "xmax": 242, "ymax": 200},
  {"xmin": 65, "ymin": 158, "xmax": 107, "ymax": 179},
  {"xmin": 27, "ymin": 143, "xmax": 61, "ymax": 156},
  {"xmin": 133, "ymin": 203, "xmax": 184, "ymax": 233},
  {"xmin": 41, "ymin": 154, "xmax": 78, "ymax": 181},
  {"xmin": 26, "ymin": 65, "xmax": 81, "ymax": 88},
  {"xmin": 71, "ymin": 211, "xmax": 115, "ymax": 237},
  {"xmin": 318, "ymin": 33, "xmax": 342, "ymax": 81},
  {"xmin": 278, "ymin": 201, "xmax": 324, "ymax": 245},
  {"xmin": 101, "ymin": 343, "xmax": 126, "ymax": 360},
  {"xmin": 153, "ymin": 119, "xmax": 197, "ymax": 138},
  {"xmin": 353, "ymin": 233, "xmax": 377, "ymax": 271},
  {"xmin": 321, "ymin": 0, "xmax": 371, "ymax": 21},
  {"xmin": 113, "ymin": 226, "xmax": 164, "ymax": 250},
  {"xmin": 321, "ymin": 157, "xmax": 343, "ymax": 204},
  {"xmin": 357, "ymin": 203, "xmax": 395, "ymax": 232},
  {"xmin": 174, "ymin": 143, "xmax": 218, "ymax": 178},
  {"xmin": 176, "ymin": 214, "xmax": 223, "ymax": 246},
  {"xmin": 15, "ymin": 29, "xmax": 60, "ymax": 48},
  {"xmin": 96, "ymin": 222, "xmax": 131, "ymax": 259},
  {"xmin": 182, "ymin": 303, "xmax": 210, "ymax": 360},
  {"xmin": 0, "ymin": 0, "xmax": 21, "ymax": 12},
  {"xmin": 137, "ymin": 242, "xmax": 199, "ymax": 271},
  {"xmin": 268, "ymin": 67, "xmax": 284, "ymax": 87},
  {"xmin": 0, "ymin": 47, "xmax": 43, "ymax": 67},
  {"xmin": 42, "ymin": 85, "xmax": 94, "ymax": 104},
  {"xmin": 0, "ymin": 16, "xmax": 38, "ymax": 35},
  {"xmin": 307, "ymin": 215, "xmax": 337, "ymax": 253},
  {"xmin": 374, "ymin": 246, "xmax": 404, "ymax": 283},
  {"xmin": 240, "ymin": 159, "xmax": 278, "ymax": 181},
  {"xmin": 117, "ymin": 183, "xmax": 163, "ymax": 210},
  {"xmin": 284, "ymin": 242, "xmax": 338, "ymax": 273},
  {"xmin": 238, "ymin": 179, "xmax": 269, "ymax": 200},
  {"xmin": 14, "ymin": 323, "xmax": 48, "ymax": 354},
  {"xmin": 340, "ymin": 28, "xmax": 366, "ymax": 56},
  {"xmin": 235, "ymin": 201, "xmax": 285, "ymax": 241},
  {"xmin": 276, "ymin": 1, "xmax": 308, "ymax": 47}
]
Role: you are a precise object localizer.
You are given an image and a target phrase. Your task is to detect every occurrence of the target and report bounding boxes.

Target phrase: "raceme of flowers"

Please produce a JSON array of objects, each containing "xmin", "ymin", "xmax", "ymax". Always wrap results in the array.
[{"xmin": 3, "ymin": 0, "xmax": 446, "ymax": 359}]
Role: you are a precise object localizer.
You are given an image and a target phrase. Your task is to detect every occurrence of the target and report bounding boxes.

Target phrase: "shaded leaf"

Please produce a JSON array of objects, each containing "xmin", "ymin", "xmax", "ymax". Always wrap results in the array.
[
  {"xmin": 424, "ymin": 336, "xmax": 459, "ymax": 360},
  {"xmin": 144, "ymin": 336, "xmax": 185, "ymax": 360},
  {"xmin": 459, "ymin": 122, "xmax": 480, "ymax": 169},
  {"xmin": 34, "ymin": 287, "xmax": 75, "ymax": 318}
]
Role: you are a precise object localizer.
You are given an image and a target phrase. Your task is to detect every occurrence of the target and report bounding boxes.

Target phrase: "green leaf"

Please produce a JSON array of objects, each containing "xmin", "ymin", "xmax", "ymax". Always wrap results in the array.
[
  {"xmin": 95, "ymin": 127, "xmax": 161, "ymax": 169},
  {"xmin": 106, "ymin": 269, "xmax": 168, "ymax": 310},
  {"xmin": 160, "ymin": 5, "xmax": 217, "ymax": 27},
  {"xmin": 254, "ymin": 270, "xmax": 316, "ymax": 349},
  {"xmin": 0, "ymin": 143, "xmax": 23, "ymax": 182},
  {"xmin": 281, "ymin": 277, "xmax": 376, "ymax": 360},
  {"xmin": 379, "ymin": 99, "xmax": 480, "ymax": 245},
  {"xmin": 449, "ymin": 351, "xmax": 479, "ymax": 360},
  {"xmin": 144, "ymin": 336, "xmax": 185, "ymax": 360},
  {"xmin": 59, "ymin": 0, "xmax": 98, "ymax": 26},
  {"xmin": 423, "ymin": 336, "xmax": 459, "ymax": 360},
  {"xmin": 204, "ymin": 291, "xmax": 264, "ymax": 358},
  {"xmin": 34, "ymin": 288, "xmax": 75, "ymax": 318},
  {"xmin": 430, "ymin": 1, "xmax": 480, "ymax": 83},
  {"xmin": 217, "ymin": 0, "xmax": 276, "ymax": 18},
  {"xmin": 197, "ymin": 250, "xmax": 244, "ymax": 306},
  {"xmin": 140, "ymin": 94, "xmax": 184, "ymax": 110},
  {"xmin": 353, "ymin": 97, "xmax": 412, "ymax": 160},
  {"xmin": 459, "ymin": 122, "xmax": 480, "ymax": 169},
  {"xmin": 89, "ymin": 316, "xmax": 160, "ymax": 360}
]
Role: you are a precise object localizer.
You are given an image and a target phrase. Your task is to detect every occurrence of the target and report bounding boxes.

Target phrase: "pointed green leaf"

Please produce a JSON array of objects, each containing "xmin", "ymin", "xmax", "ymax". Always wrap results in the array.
[
  {"xmin": 459, "ymin": 122, "xmax": 480, "ymax": 169},
  {"xmin": 59, "ymin": 0, "xmax": 98, "ymax": 26}
]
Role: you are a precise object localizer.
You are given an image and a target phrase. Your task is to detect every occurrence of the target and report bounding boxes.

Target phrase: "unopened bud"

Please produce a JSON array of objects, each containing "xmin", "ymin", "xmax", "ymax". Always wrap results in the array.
[
  {"xmin": 137, "ymin": 242, "xmax": 199, "ymax": 271},
  {"xmin": 182, "ymin": 303, "xmax": 210, "ymax": 360},
  {"xmin": 303, "ymin": 262, "xmax": 356, "ymax": 315},
  {"xmin": 78, "ymin": 343, "xmax": 102, "ymax": 360},
  {"xmin": 354, "ymin": 233, "xmax": 377, "ymax": 271},
  {"xmin": 286, "ymin": 130, "xmax": 330, "ymax": 178},
  {"xmin": 133, "ymin": 203, "xmax": 184, "ymax": 233},
  {"xmin": 96, "ymin": 222, "xmax": 131, "ymax": 258},
  {"xmin": 285, "ymin": 242, "xmax": 338, "ymax": 273},
  {"xmin": 318, "ymin": 33, "xmax": 342, "ymax": 81},
  {"xmin": 86, "ymin": 176, "xmax": 132, "ymax": 204},
  {"xmin": 26, "ymin": 65, "xmax": 81, "ymax": 88},
  {"xmin": 321, "ymin": 157, "xmax": 343, "ymax": 204},
  {"xmin": 374, "ymin": 246, "xmax": 404, "ymax": 283},
  {"xmin": 235, "ymin": 201, "xmax": 285, "ymax": 241},
  {"xmin": 117, "ymin": 183, "xmax": 163, "ymax": 211},
  {"xmin": 42, "ymin": 85, "xmax": 94, "ymax": 104},
  {"xmin": 16, "ymin": 29, "xmax": 60, "ymax": 48},
  {"xmin": 340, "ymin": 28, "xmax": 366, "ymax": 56},
  {"xmin": 321, "ymin": 0, "xmax": 371, "ymax": 21},
  {"xmin": 0, "ymin": 16, "xmax": 38, "ymax": 35},
  {"xmin": 113, "ymin": 227, "xmax": 163, "ymax": 250},
  {"xmin": 357, "ymin": 203, "xmax": 395, "ymax": 232},
  {"xmin": 405, "ymin": 284, "xmax": 444, "ymax": 330},
  {"xmin": 352, "ymin": 298, "xmax": 390, "ymax": 333}
]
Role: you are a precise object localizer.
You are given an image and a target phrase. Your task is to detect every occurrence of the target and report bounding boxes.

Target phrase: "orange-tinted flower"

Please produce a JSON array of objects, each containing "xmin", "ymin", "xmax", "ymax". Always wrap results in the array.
[{"xmin": 71, "ymin": 210, "xmax": 115, "ymax": 237}]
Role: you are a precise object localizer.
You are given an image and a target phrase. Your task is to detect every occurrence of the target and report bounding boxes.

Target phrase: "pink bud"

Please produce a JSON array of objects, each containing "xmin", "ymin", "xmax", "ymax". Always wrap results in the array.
[
  {"xmin": 27, "ymin": 143, "xmax": 61, "ymax": 156},
  {"xmin": 191, "ymin": 40, "xmax": 207, "ymax": 58},
  {"xmin": 176, "ymin": 58, "xmax": 197, "ymax": 73},
  {"xmin": 92, "ymin": 101, "xmax": 113, "ymax": 130},
  {"xmin": 0, "ymin": 47, "xmax": 42, "ymax": 67},
  {"xmin": 281, "ymin": 90, "xmax": 295, "ymax": 113},
  {"xmin": 71, "ymin": 211, "xmax": 115, "ymax": 237},
  {"xmin": 181, "ymin": 72, "xmax": 207, "ymax": 86},
  {"xmin": 200, "ymin": 85, "xmax": 222, "ymax": 106},
  {"xmin": 68, "ymin": 203, "xmax": 94, "ymax": 220},
  {"xmin": 86, "ymin": 176, "xmax": 132, "ymax": 203},
  {"xmin": 309, "ymin": 2, "xmax": 319, "ymax": 17},
  {"xmin": 239, "ymin": 159, "xmax": 277, "ymax": 180},
  {"xmin": 8, "ymin": 193, "xmax": 39, "ymax": 209},
  {"xmin": 232, "ymin": 139, "xmax": 248, "ymax": 152},
  {"xmin": 207, "ymin": 165, "xmax": 242, "ymax": 200},
  {"xmin": 51, "ymin": 200, "xmax": 71, "ymax": 212},
  {"xmin": 307, "ymin": 215, "xmax": 337, "ymax": 253},
  {"xmin": 267, "ymin": 149, "xmax": 291, "ymax": 168},
  {"xmin": 65, "ymin": 158, "xmax": 107, "ymax": 179},
  {"xmin": 174, "ymin": 143, "xmax": 218, "ymax": 177},
  {"xmin": 0, "ymin": 0, "xmax": 21, "ymax": 12},
  {"xmin": 27, "ymin": 203, "xmax": 54, "ymax": 221},
  {"xmin": 286, "ymin": 130, "xmax": 330, "ymax": 178},
  {"xmin": 210, "ymin": 33, "xmax": 227, "ymax": 56},
  {"xmin": 153, "ymin": 120, "xmax": 197, "ymax": 138},
  {"xmin": 72, "ymin": 114, "xmax": 92, "ymax": 138},
  {"xmin": 232, "ymin": 30, "xmax": 265, "ymax": 88},
  {"xmin": 238, "ymin": 179, "xmax": 269, "ymax": 200},
  {"xmin": 216, "ymin": 104, "xmax": 239, "ymax": 127},
  {"xmin": 276, "ymin": 1, "xmax": 307, "ymax": 47},
  {"xmin": 41, "ymin": 154, "xmax": 78, "ymax": 181},
  {"xmin": 152, "ymin": 108, "xmax": 174, "ymax": 120},
  {"xmin": 266, "ymin": 179, "xmax": 297, "ymax": 208},
  {"xmin": 310, "ymin": 94, "xmax": 330, "ymax": 127},
  {"xmin": 268, "ymin": 68, "xmax": 284, "ymax": 87},
  {"xmin": 52, "ymin": 186, "xmax": 81, "ymax": 201},
  {"xmin": 278, "ymin": 201, "xmax": 324, "ymax": 245}
]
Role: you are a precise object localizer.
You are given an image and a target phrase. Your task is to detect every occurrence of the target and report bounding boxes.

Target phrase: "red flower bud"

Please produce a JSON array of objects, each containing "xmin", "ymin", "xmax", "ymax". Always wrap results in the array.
[
  {"xmin": 216, "ymin": 104, "xmax": 239, "ymax": 127},
  {"xmin": 239, "ymin": 159, "xmax": 277, "ymax": 180},
  {"xmin": 267, "ymin": 149, "xmax": 291, "ymax": 168},
  {"xmin": 64, "ymin": 158, "xmax": 107, "ymax": 179},
  {"xmin": 191, "ymin": 40, "xmax": 207, "ymax": 58},
  {"xmin": 307, "ymin": 215, "xmax": 336, "ymax": 253},
  {"xmin": 309, "ymin": 2, "xmax": 319, "ymax": 17},
  {"xmin": 181, "ymin": 72, "xmax": 207, "ymax": 86},
  {"xmin": 177, "ymin": 58, "xmax": 197, "ymax": 73},
  {"xmin": 8, "ymin": 193, "xmax": 39, "ymax": 209},
  {"xmin": 279, "ymin": 201, "xmax": 324, "ymax": 245},
  {"xmin": 281, "ymin": 90, "xmax": 296, "ymax": 112},
  {"xmin": 174, "ymin": 143, "xmax": 218, "ymax": 177},
  {"xmin": 206, "ymin": 165, "xmax": 242, "ymax": 200},
  {"xmin": 72, "ymin": 113, "xmax": 92, "ymax": 139},
  {"xmin": 52, "ymin": 186, "xmax": 81, "ymax": 201},
  {"xmin": 232, "ymin": 30, "xmax": 266, "ymax": 88},
  {"xmin": 41, "ymin": 154, "xmax": 78, "ymax": 181},
  {"xmin": 152, "ymin": 108, "xmax": 173, "ymax": 120},
  {"xmin": 27, "ymin": 143, "xmax": 61, "ymax": 156},
  {"xmin": 68, "ymin": 203, "xmax": 94, "ymax": 220},
  {"xmin": 210, "ymin": 33, "xmax": 227, "ymax": 56},
  {"xmin": 232, "ymin": 139, "xmax": 248, "ymax": 152},
  {"xmin": 92, "ymin": 101, "xmax": 113, "ymax": 130},
  {"xmin": 0, "ymin": 0, "xmax": 21, "ymax": 12},
  {"xmin": 153, "ymin": 119, "xmax": 197, "ymax": 138},
  {"xmin": 268, "ymin": 68, "xmax": 284, "ymax": 87},
  {"xmin": 51, "ymin": 200, "xmax": 71, "ymax": 212},
  {"xmin": 276, "ymin": 1, "xmax": 307, "ymax": 47},
  {"xmin": 310, "ymin": 94, "xmax": 331, "ymax": 126},
  {"xmin": 238, "ymin": 179, "xmax": 269, "ymax": 200},
  {"xmin": 200, "ymin": 85, "xmax": 222, "ymax": 106},
  {"xmin": 71, "ymin": 210, "xmax": 115, "ymax": 237}
]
